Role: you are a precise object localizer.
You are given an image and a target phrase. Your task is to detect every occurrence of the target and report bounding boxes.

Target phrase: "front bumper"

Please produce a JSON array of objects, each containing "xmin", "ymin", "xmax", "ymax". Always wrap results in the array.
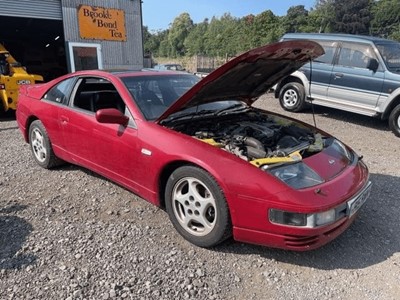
[
  {"xmin": 232, "ymin": 180, "xmax": 371, "ymax": 251},
  {"xmin": 233, "ymin": 212, "xmax": 354, "ymax": 251}
]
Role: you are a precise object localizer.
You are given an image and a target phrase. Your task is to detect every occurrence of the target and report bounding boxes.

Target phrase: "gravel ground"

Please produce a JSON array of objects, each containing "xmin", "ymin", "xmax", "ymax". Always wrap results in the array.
[{"xmin": 1, "ymin": 93, "xmax": 400, "ymax": 300}]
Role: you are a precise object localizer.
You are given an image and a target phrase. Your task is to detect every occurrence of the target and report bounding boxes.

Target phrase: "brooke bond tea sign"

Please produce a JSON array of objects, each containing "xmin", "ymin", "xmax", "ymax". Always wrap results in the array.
[{"xmin": 78, "ymin": 5, "xmax": 126, "ymax": 41}]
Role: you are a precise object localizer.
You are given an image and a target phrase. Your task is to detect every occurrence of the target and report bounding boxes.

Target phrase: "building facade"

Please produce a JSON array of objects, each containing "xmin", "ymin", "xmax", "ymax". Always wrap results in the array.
[{"xmin": 0, "ymin": 0, "xmax": 144, "ymax": 80}]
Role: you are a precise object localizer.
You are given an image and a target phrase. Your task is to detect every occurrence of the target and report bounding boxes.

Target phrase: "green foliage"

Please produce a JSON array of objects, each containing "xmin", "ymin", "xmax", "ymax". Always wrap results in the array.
[
  {"xmin": 283, "ymin": 5, "xmax": 310, "ymax": 33},
  {"xmin": 332, "ymin": 0, "xmax": 371, "ymax": 34},
  {"xmin": 312, "ymin": 0, "xmax": 336, "ymax": 32},
  {"xmin": 184, "ymin": 20, "xmax": 209, "ymax": 56},
  {"xmin": 371, "ymin": 0, "xmax": 400, "ymax": 40},
  {"xmin": 143, "ymin": 0, "xmax": 400, "ymax": 59},
  {"xmin": 167, "ymin": 13, "xmax": 194, "ymax": 57}
]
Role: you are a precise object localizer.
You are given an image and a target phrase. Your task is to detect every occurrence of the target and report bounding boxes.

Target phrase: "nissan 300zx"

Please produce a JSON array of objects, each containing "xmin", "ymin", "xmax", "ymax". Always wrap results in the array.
[{"xmin": 16, "ymin": 40, "xmax": 371, "ymax": 251}]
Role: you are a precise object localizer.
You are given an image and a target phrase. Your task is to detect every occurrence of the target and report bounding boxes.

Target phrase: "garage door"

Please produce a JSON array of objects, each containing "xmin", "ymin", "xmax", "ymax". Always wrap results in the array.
[{"xmin": 0, "ymin": 0, "xmax": 62, "ymax": 20}]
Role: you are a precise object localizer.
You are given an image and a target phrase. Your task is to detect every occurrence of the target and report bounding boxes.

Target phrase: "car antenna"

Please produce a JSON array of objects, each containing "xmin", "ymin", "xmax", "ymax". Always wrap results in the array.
[{"xmin": 307, "ymin": 57, "xmax": 318, "ymax": 130}]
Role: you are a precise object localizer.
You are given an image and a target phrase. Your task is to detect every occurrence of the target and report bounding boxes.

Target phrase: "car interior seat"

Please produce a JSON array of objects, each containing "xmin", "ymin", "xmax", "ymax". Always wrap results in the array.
[{"xmin": 92, "ymin": 91, "xmax": 125, "ymax": 113}]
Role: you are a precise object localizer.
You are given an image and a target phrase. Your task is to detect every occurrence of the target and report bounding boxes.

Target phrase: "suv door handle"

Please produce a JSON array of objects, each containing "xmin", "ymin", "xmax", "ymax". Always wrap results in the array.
[{"xmin": 334, "ymin": 73, "xmax": 344, "ymax": 78}]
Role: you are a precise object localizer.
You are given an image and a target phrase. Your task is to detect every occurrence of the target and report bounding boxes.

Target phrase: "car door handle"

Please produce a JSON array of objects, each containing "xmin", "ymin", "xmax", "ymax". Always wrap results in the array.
[
  {"xmin": 60, "ymin": 115, "xmax": 69, "ymax": 124},
  {"xmin": 334, "ymin": 73, "xmax": 344, "ymax": 78}
]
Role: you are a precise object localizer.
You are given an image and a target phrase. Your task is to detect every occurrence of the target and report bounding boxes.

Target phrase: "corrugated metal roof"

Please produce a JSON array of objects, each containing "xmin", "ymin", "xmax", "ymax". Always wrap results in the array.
[{"xmin": 0, "ymin": 0, "xmax": 62, "ymax": 20}]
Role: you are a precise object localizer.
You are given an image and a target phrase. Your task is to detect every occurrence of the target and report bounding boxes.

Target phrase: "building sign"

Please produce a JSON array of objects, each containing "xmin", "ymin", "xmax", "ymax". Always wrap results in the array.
[{"xmin": 78, "ymin": 5, "xmax": 126, "ymax": 41}]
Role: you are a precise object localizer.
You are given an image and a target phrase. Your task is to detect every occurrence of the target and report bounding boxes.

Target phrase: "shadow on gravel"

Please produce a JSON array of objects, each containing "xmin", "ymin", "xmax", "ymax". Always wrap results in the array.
[
  {"xmin": 293, "ymin": 105, "xmax": 389, "ymax": 132},
  {"xmin": 0, "ymin": 205, "xmax": 36, "ymax": 270},
  {"xmin": 0, "ymin": 110, "xmax": 16, "ymax": 122},
  {"xmin": 0, "ymin": 126, "xmax": 19, "ymax": 132},
  {"xmin": 219, "ymin": 172, "xmax": 400, "ymax": 270}
]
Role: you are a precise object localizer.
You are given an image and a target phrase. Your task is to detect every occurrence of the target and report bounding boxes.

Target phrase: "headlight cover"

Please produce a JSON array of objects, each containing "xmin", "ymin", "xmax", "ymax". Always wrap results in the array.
[
  {"xmin": 330, "ymin": 139, "xmax": 354, "ymax": 162},
  {"xmin": 266, "ymin": 162, "xmax": 324, "ymax": 189}
]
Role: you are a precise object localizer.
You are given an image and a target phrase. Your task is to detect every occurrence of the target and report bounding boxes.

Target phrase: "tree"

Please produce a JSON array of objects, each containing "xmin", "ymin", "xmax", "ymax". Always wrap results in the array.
[
  {"xmin": 167, "ymin": 13, "xmax": 194, "ymax": 57},
  {"xmin": 203, "ymin": 14, "xmax": 240, "ymax": 56},
  {"xmin": 143, "ymin": 27, "xmax": 167, "ymax": 57},
  {"xmin": 143, "ymin": 28, "xmax": 170, "ymax": 57},
  {"xmin": 283, "ymin": 5, "xmax": 309, "ymax": 33},
  {"xmin": 333, "ymin": 0, "xmax": 371, "ymax": 34},
  {"xmin": 313, "ymin": 0, "xmax": 336, "ymax": 33},
  {"xmin": 253, "ymin": 10, "xmax": 283, "ymax": 45},
  {"xmin": 184, "ymin": 19, "xmax": 208, "ymax": 56},
  {"xmin": 370, "ymin": 0, "xmax": 400, "ymax": 39}
]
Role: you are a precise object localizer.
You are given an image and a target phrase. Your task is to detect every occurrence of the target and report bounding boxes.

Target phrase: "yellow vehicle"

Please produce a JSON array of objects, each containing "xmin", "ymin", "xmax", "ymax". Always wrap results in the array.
[{"xmin": 0, "ymin": 43, "xmax": 43, "ymax": 113}]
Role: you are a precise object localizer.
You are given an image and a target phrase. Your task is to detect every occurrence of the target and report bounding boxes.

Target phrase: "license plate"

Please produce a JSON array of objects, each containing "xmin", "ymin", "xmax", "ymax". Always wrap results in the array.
[{"xmin": 348, "ymin": 182, "xmax": 371, "ymax": 217}]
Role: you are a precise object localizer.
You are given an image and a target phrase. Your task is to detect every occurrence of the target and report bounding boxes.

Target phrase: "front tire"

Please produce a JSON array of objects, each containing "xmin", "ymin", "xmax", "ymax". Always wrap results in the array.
[
  {"xmin": 165, "ymin": 166, "xmax": 232, "ymax": 248},
  {"xmin": 279, "ymin": 82, "xmax": 306, "ymax": 112},
  {"xmin": 389, "ymin": 104, "xmax": 400, "ymax": 137},
  {"xmin": 29, "ymin": 120, "xmax": 63, "ymax": 169}
]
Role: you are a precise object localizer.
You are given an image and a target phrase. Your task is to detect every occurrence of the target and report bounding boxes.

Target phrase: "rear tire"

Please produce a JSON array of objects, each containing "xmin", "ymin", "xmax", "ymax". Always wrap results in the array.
[
  {"xmin": 389, "ymin": 104, "xmax": 400, "ymax": 137},
  {"xmin": 279, "ymin": 82, "xmax": 306, "ymax": 112},
  {"xmin": 29, "ymin": 120, "xmax": 63, "ymax": 169}
]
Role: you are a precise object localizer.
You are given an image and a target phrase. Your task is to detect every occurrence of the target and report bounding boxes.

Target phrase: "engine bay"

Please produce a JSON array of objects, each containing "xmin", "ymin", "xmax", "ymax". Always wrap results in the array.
[{"xmin": 166, "ymin": 108, "xmax": 325, "ymax": 168}]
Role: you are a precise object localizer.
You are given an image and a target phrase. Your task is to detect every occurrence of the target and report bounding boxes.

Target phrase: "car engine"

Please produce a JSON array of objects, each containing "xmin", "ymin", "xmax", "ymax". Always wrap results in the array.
[{"xmin": 168, "ymin": 109, "xmax": 324, "ymax": 166}]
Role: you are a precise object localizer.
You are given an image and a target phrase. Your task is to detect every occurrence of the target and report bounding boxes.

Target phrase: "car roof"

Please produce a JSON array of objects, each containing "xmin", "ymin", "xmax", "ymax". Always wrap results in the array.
[
  {"xmin": 282, "ymin": 33, "xmax": 396, "ymax": 44},
  {"xmin": 70, "ymin": 69, "xmax": 192, "ymax": 78}
]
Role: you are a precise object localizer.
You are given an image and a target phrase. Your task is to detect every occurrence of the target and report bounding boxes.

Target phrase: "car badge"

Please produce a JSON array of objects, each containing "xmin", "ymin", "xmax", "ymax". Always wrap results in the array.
[
  {"xmin": 328, "ymin": 159, "xmax": 335, "ymax": 165},
  {"xmin": 141, "ymin": 148, "xmax": 152, "ymax": 156}
]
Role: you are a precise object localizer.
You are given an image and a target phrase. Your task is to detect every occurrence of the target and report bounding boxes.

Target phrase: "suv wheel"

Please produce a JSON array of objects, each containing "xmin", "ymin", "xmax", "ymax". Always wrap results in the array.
[
  {"xmin": 279, "ymin": 82, "xmax": 306, "ymax": 112},
  {"xmin": 389, "ymin": 104, "xmax": 400, "ymax": 137}
]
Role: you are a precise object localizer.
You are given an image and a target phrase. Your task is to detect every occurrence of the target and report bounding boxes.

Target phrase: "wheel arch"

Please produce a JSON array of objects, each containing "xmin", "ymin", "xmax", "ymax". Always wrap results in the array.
[
  {"xmin": 157, "ymin": 159, "xmax": 230, "ymax": 211},
  {"xmin": 22, "ymin": 115, "xmax": 39, "ymax": 142},
  {"xmin": 382, "ymin": 95, "xmax": 400, "ymax": 120},
  {"xmin": 157, "ymin": 160, "xmax": 192, "ymax": 209},
  {"xmin": 274, "ymin": 71, "xmax": 308, "ymax": 99}
]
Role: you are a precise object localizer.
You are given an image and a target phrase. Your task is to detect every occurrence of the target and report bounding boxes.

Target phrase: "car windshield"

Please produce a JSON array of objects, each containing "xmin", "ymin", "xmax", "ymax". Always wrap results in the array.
[
  {"xmin": 160, "ymin": 100, "xmax": 248, "ymax": 124},
  {"xmin": 120, "ymin": 74, "xmax": 200, "ymax": 120},
  {"xmin": 375, "ymin": 41, "xmax": 400, "ymax": 72}
]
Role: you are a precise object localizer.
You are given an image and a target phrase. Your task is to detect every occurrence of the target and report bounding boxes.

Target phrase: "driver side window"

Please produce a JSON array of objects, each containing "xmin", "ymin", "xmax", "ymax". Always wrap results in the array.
[
  {"xmin": 73, "ymin": 77, "xmax": 126, "ymax": 114},
  {"xmin": 338, "ymin": 42, "xmax": 376, "ymax": 69}
]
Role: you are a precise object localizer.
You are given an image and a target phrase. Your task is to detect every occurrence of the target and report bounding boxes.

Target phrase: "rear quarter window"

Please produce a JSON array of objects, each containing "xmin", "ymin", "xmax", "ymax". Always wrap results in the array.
[{"xmin": 43, "ymin": 77, "xmax": 75, "ymax": 105}]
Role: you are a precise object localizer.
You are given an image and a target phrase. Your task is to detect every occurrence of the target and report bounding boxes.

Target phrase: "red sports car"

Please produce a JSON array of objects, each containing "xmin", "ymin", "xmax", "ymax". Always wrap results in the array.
[{"xmin": 16, "ymin": 40, "xmax": 371, "ymax": 251}]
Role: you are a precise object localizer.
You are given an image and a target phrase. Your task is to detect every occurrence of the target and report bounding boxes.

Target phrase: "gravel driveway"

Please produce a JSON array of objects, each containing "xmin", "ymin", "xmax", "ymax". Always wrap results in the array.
[{"xmin": 1, "ymin": 93, "xmax": 399, "ymax": 300}]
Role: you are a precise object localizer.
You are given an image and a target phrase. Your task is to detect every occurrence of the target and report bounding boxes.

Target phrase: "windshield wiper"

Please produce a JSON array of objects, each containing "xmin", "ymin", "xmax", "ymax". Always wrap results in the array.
[
  {"xmin": 160, "ymin": 109, "xmax": 216, "ymax": 124},
  {"xmin": 215, "ymin": 104, "xmax": 249, "ymax": 116}
]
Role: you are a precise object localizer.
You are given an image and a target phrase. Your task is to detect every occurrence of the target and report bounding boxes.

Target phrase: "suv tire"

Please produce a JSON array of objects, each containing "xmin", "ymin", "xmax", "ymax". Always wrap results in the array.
[
  {"xmin": 279, "ymin": 82, "xmax": 306, "ymax": 112},
  {"xmin": 389, "ymin": 104, "xmax": 400, "ymax": 137}
]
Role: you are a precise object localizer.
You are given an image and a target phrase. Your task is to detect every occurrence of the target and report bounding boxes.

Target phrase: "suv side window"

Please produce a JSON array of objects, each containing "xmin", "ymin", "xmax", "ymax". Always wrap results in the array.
[
  {"xmin": 338, "ymin": 42, "xmax": 376, "ymax": 69},
  {"xmin": 313, "ymin": 41, "xmax": 338, "ymax": 64}
]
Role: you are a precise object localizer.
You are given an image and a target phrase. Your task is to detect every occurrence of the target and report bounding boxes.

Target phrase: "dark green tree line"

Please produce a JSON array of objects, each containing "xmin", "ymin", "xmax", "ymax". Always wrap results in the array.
[{"xmin": 143, "ymin": 0, "xmax": 400, "ymax": 58}]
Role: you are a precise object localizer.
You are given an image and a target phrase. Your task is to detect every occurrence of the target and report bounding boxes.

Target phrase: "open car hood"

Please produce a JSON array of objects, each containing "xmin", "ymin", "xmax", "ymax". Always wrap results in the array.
[{"xmin": 157, "ymin": 40, "xmax": 323, "ymax": 122}]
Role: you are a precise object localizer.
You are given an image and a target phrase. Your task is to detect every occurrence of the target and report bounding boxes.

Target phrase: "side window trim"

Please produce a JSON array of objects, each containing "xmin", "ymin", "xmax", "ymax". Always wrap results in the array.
[
  {"xmin": 68, "ymin": 76, "xmax": 138, "ymax": 128},
  {"xmin": 336, "ymin": 42, "xmax": 378, "ymax": 70},
  {"xmin": 312, "ymin": 40, "xmax": 339, "ymax": 65},
  {"xmin": 43, "ymin": 77, "xmax": 77, "ymax": 105}
]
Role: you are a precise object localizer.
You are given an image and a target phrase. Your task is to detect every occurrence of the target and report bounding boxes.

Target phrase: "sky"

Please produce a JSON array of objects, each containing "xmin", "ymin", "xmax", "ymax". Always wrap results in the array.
[{"xmin": 142, "ymin": 0, "xmax": 316, "ymax": 32}]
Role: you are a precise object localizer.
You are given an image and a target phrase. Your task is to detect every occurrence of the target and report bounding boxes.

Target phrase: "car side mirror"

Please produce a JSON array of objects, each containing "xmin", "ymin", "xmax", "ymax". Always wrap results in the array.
[
  {"xmin": 96, "ymin": 108, "xmax": 129, "ymax": 126},
  {"xmin": 367, "ymin": 58, "xmax": 379, "ymax": 72}
]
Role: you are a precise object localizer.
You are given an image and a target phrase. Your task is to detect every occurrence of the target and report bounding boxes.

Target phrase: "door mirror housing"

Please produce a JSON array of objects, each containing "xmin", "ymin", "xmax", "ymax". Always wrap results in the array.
[
  {"xmin": 367, "ymin": 58, "xmax": 379, "ymax": 72},
  {"xmin": 96, "ymin": 108, "xmax": 129, "ymax": 126}
]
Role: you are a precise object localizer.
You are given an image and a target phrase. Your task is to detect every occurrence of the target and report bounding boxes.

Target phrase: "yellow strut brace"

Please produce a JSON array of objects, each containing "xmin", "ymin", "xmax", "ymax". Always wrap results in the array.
[{"xmin": 250, "ymin": 151, "xmax": 302, "ymax": 167}]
